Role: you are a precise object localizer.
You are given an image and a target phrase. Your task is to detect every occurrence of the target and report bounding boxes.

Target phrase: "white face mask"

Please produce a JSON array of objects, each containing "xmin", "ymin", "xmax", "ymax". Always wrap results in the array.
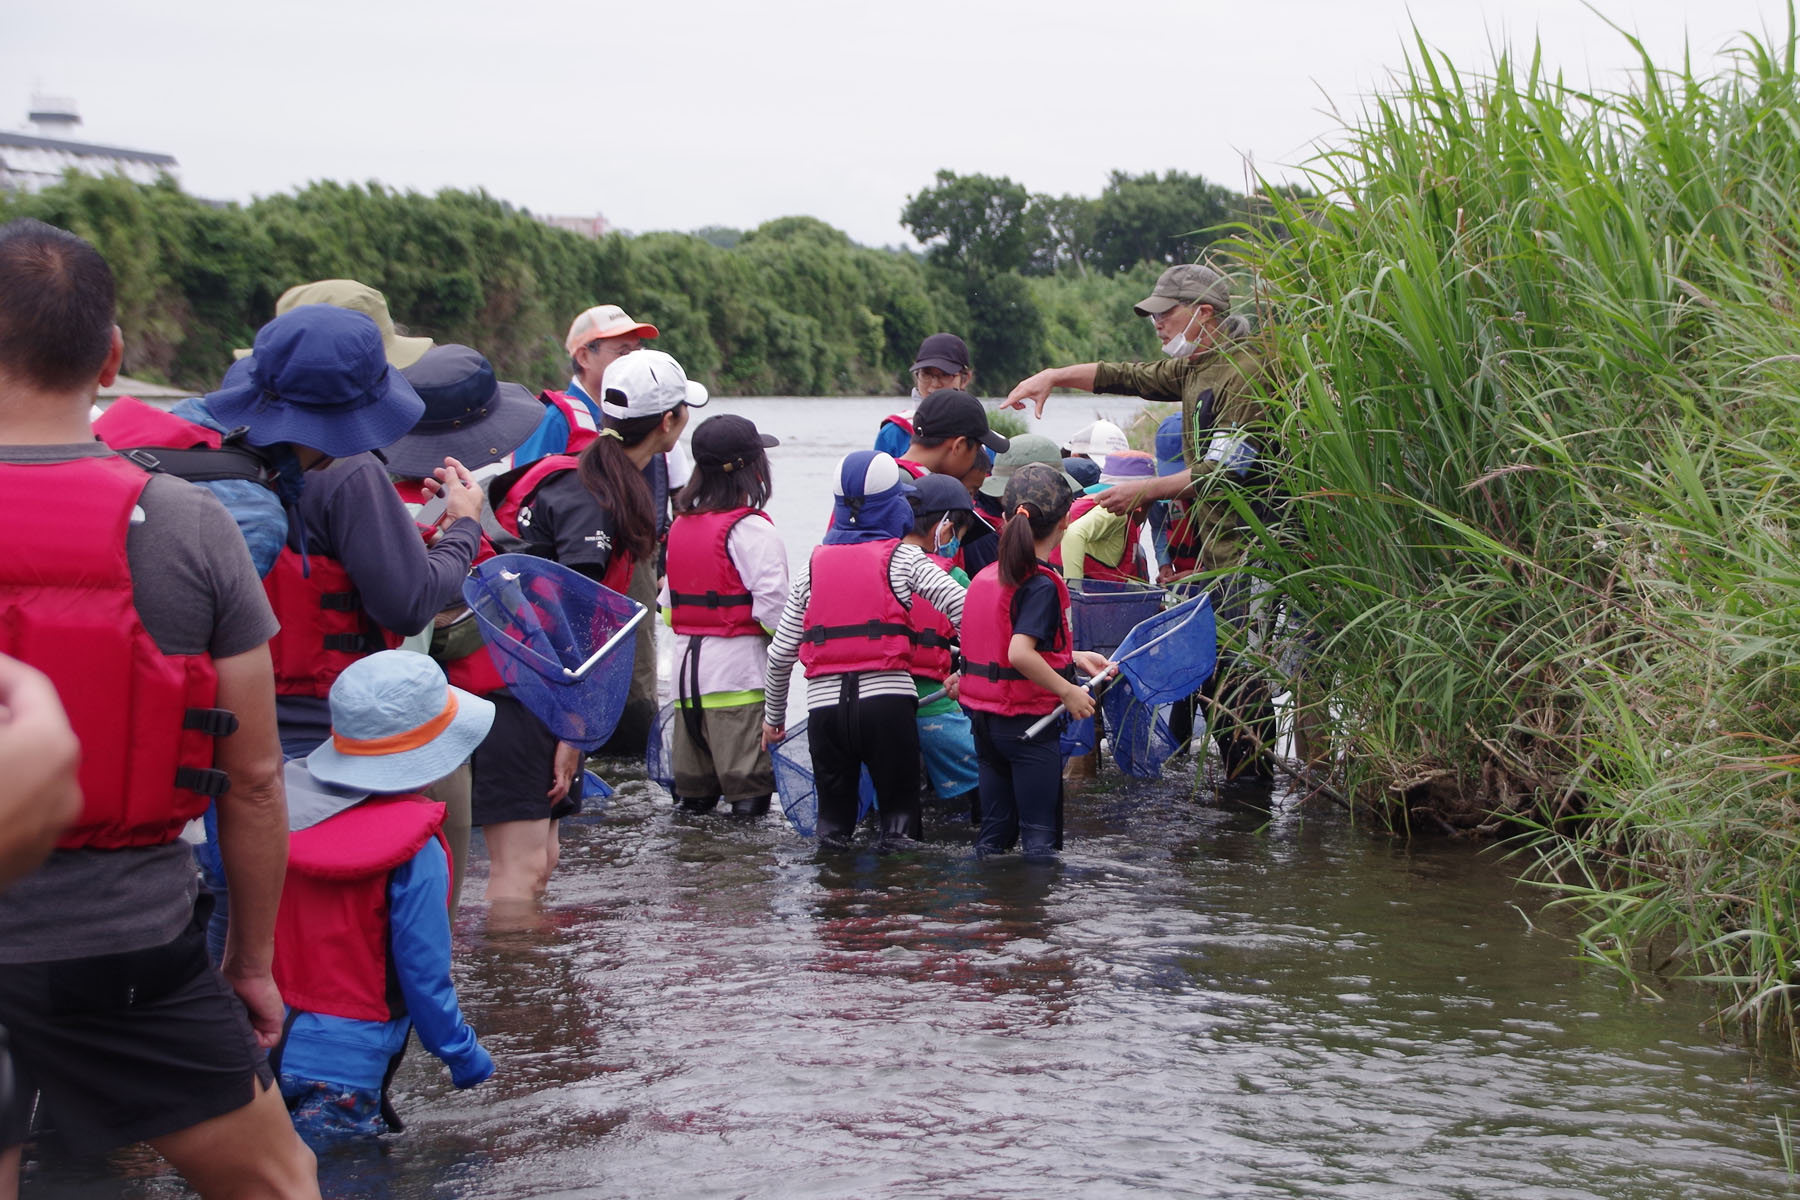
[{"xmin": 1154, "ymin": 307, "xmax": 1205, "ymax": 358}]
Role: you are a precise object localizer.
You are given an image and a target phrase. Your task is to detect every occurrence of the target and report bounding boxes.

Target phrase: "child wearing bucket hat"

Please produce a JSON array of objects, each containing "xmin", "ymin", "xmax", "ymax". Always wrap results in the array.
[
  {"xmin": 959, "ymin": 464, "xmax": 1115, "ymax": 861},
  {"xmin": 660, "ymin": 414, "xmax": 788, "ymax": 818},
  {"xmin": 1053, "ymin": 450, "xmax": 1160, "ymax": 585},
  {"xmin": 762, "ymin": 451, "xmax": 969, "ymax": 849},
  {"xmin": 271, "ymin": 651, "xmax": 496, "ymax": 1140}
]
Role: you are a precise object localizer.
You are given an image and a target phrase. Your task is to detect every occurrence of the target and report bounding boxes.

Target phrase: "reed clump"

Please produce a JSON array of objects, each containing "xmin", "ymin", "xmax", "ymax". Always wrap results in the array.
[{"xmin": 1227, "ymin": 16, "xmax": 1800, "ymax": 1044}]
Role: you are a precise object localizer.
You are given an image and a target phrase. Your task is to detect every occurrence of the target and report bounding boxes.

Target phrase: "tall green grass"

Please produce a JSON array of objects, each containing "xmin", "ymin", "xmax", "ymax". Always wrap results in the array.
[{"xmin": 1226, "ymin": 15, "xmax": 1800, "ymax": 1044}]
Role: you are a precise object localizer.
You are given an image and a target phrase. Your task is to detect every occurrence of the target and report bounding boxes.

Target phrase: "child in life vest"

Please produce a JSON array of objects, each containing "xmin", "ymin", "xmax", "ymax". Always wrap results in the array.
[
  {"xmin": 272, "ymin": 650, "xmax": 496, "ymax": 1140},
  {"xmin": 899, "ymin": 473, "xmax": 983, "ymax": 822},
  {"xmin": 660, "ymin": 414, "xmax": 789, "ymax": 817},
  {"xmin": 762, "ymin": 451, "xmax": 968, "ymax": 848},
  {"xmin": 960, "ymin": 463, "xmax": 1114, "ymax": 861},
  {"xmin": 1055, "ymin": 450, "xmax": 1157, "ymax": 585}
]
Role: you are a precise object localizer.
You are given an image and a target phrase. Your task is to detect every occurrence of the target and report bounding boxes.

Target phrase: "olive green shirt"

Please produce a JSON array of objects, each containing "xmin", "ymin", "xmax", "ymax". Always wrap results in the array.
[{"xmin": 1092, "ymin": 339, "xmax": 1270, "ymax": 571}]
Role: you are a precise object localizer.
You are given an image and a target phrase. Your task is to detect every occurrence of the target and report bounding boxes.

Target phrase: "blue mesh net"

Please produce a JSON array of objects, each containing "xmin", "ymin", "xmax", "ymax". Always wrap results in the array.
[
  {"xmin": 463, "ymin": 553, "xmax": 646, "ymax": 751},
  {"xmin": 1112, "ymin": 593, "xmax": 1217, "ymax": 708},
  {"xmin": 1069, "ymin": 581, "xmax": 1167, "ymax": 655},
  {"xmin": 768, "ymin": 717, "xmax": 876, "ymax": 838},
  {"xmin": 646, "ymin": 702, "xmax": 676, "ymax": 792},
  {"xmin": 1061, "ymin": 714, "xmax": 1095, "ymax": 760},
  {"xmin": 1101, "ymin": 684, "xmax": 1178, "ymax": 778}
]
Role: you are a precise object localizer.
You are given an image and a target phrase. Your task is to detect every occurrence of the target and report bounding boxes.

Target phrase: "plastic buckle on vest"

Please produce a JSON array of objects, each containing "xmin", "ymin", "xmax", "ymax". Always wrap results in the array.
[
  {"xmin": 323, "ymin": 634, "xmax": 368, "ymax": 652},
  {"xmin": 183, "ymin": 707, "xmax": 240, "ymax": 738},
  {"xmin": 319, "ymin": 592, "xmax": 362, "ymax": 612},
  {"xmin": 175, "ymin": 766, "xmax": 232, "ymax": 799},
  {"xmin": 121, "ymin": 447, "xmax": 165, "ymax": 473}
]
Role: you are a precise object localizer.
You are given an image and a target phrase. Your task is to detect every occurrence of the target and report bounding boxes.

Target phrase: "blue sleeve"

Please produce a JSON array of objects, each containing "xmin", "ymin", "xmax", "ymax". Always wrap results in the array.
[
  {"xmin": 388, "ymin": 839, "xmax": 493, "ymax": 1088},
  {"xmin": 509, "ymin": 407, "xmax": 568, "ymax": 468},
  {"xmin": 873, "ymin": 421, "xmax": 912, "ymax": 458}
]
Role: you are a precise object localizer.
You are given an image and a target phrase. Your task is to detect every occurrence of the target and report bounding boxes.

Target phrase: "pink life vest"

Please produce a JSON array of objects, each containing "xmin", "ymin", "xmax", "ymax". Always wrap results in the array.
[
  {"xmin": 907, "ymin": 551, "xmax": 959, "ymax": 682},
  {"xmin": 957, "ymin": 562, "xmax": 1073, "ymax": 717},
  {"xmin": 273, "ymin": 797, "xmax": 448, "ymax": 1023},
  {"xmin": 490, "ymin": 455, "xmax": 636, "ymax": 596},
  {"xmin": 93, "ymin": 396, "xmax": 224, "ymax": 450},
  {"xmin": 1050, "ymin": 495, "xmax": 1148, "ymax": 584},
  {"xmin": 798, "ymin": 540, "xmax": 918, "ymax": 678},
  {"xmin": 0, "ymin": 455, "xmax": 230, "ymax": 848},
  {"xmin": 665, "ymin": 507, "xmax": 770, "ymax": 637}
]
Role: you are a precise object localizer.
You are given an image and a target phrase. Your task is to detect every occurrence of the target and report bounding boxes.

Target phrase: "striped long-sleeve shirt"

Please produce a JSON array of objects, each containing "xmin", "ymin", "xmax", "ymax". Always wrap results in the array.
[{"xmin": 763, "ymin": 542, "xmax": 967, "ymax": 726}]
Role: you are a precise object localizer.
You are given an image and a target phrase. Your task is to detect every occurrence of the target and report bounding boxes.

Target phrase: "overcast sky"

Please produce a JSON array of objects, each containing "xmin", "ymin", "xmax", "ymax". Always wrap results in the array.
[{"xmin": 4, "ymin": 0, "xmax": 1786, "ymax": 247}]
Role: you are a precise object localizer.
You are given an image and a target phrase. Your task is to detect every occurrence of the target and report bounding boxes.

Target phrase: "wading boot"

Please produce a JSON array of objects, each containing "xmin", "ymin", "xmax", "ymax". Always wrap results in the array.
[
  {"xmin": 728, "ymin": 795, "xmax": 771, "ymax": 818},
  {"xmin": 676, "ymin": 795, "xmax": 720, "ymax": 813}
]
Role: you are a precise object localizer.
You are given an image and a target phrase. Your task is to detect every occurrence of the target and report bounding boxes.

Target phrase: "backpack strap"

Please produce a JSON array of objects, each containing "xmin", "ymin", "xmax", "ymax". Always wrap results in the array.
[{"xmin": 116, "ymin": 430, "xmax": 279, "ymax": 488}]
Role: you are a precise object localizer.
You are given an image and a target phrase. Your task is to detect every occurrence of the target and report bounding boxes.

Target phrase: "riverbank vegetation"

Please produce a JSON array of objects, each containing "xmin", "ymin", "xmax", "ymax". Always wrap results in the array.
[
  {"xmin": 1229, "ymin": 18, "xmax": 1800, "ymax": 1046},
  {"xmin": 0, "ymin": 166, "xmax": 1253, "ymax": 396}
]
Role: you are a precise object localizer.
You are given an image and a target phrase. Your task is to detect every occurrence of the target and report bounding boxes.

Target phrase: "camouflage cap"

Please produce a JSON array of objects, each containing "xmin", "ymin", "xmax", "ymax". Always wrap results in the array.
[
  {"xmin": 1132, "ymin": 263, "xmax": 1232, "ymax": 317},
  {"xmin": 1002, "ymin": 460, "xmax": 1075, "ymax": 522}
]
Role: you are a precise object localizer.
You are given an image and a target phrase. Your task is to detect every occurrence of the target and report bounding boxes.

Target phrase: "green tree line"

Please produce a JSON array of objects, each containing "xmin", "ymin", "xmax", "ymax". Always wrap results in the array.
[{"xmin": 0, "ymin": 167, "xmax": 1268, "ymax": 398}]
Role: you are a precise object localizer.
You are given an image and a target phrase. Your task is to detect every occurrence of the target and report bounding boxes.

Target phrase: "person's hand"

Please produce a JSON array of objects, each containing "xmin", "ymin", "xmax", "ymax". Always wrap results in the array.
[
  {"xmin": 0, "ymin": 653, "xmax": 82, "ymax": 890},
  {"xmin": 1096, "ymin": 478, "xmax": 1154, "ymax": 515},
  {"xmin": 943, "ymin": 673, "xmax": 961, "ymax": 702},
  {"xmin": 221, "ymin": 966, "xmax": 287, "ymax": 1049},
  {"xmin": 548, "ymin": 741, "xmax": 582, "ymax": 801},
  {"xmin": 432, "ymin": 456, "xmax": 485, "ymax": 524},
  {"xmin": 761, "ymin": 723, "xmax": 785, "ymax": 750},
  {"xmin": 1058, "ymin": 680, "xmax": 1097, "ymax": 721},
  {"xmin": 1073, "ymin": 651, "xmax": 1115, "ymax": 681},
  {"xmin": 1004, "ymin": 370, "xmax": 1056, "ymax": 417}
]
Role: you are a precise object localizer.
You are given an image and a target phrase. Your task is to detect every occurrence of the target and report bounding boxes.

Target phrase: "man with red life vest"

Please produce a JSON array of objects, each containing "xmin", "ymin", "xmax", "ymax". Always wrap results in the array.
[
  {"xmin": 1005, "ymin": 263, "xmax": 1280, "ymax": 785},
  {"xmin": 0, "ymin": 220, "xmax": 318, "ymax": 1196},
  {"xmin": 384, "ymin": 343, "xmax": 544, "ymax": 913},
  {"xmin": 195, "ymin": 306, "xmax": 487, "ymax": 759},
  {"xmin": 0, "ymin": 655, "xmax": 80, "ymax": 893},
  {"xmin": 271, "ymin": 652, "xmax": 495, "ymax": 1140}
]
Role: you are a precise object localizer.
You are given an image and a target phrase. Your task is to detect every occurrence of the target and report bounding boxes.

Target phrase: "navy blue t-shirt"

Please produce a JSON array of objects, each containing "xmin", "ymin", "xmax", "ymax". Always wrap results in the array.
[{"xmin": 1011, "ymin": 567, "xmax": 1064, "ymax": 649}]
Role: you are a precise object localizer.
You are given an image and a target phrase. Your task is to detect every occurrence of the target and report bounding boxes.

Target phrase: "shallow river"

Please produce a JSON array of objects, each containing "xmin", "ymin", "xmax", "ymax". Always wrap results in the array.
[{"xmin": 28, "ymin": 398, "xmax": 1800, "ymax": 1198}]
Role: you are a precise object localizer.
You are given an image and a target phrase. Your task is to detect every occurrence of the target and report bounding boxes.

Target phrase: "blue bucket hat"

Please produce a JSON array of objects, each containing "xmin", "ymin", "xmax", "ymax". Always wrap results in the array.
[
  {"xmin": 205, "ymin": 305, "xmax": 426, "ymax": 459},
  {"xmin": 306, "ymin": 650, "xmax": 496, "ymax": 793},
  {"xmin": 1154, "ymin": 413, "xmax": 1188, "ymax": 476}
]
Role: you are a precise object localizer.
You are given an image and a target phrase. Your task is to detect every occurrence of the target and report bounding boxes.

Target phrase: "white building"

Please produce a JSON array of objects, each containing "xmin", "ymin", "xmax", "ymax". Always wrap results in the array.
[{"xmin": 0, "ymin": 96, "xmax": 177, "ymax": 194}]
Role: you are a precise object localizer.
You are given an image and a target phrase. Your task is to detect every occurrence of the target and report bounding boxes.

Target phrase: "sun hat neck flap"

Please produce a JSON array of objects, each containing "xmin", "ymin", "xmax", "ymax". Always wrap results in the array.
[
  {"xmin": 305, "ymin": 650, "xmax": 497, "ymax": 793},
  {"xmin": 824, "ymin": 450, "xmax": 915, "ymax": 545},
  {"xmin": 204, "ymin": 305, "xmax": 427, "ymax": 460},
  {"xmin": 284, "ymin": 760, "xmax": 372, "ymax": 832}
]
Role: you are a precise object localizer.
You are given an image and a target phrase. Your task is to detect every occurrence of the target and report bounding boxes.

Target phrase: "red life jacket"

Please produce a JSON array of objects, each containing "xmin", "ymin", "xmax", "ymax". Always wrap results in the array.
[
  {"xmin": 263, "ymin": 549, "xmax": 402, "ymax": 699},
  {"xmin": 893, "ymin": 458, "xmax": 927, "ymax": 479},
  {"xmin": 1165, "ymin": 497, "xmax": 1203, "ymax": 574},
  {"xmin": 392, "ymin": 482, "xmax": 507, "ymax": 695},
  {"xmin": 908, "ymin": 551, "xmax": 959, "ymax": 681},
  {"xmin": 665, "ymin": 507, "xmax": 770, "ymax": 637},
  {"xmin": 798, "ymin": 540, "xmax": 918, "ymax": 678},
  {"xmin": 490, "ymin": 455, "xmax": 636, "ymax": 595},
  {"xmin": 542, "ymin": 390, "xmax": 600, "ymax": 454},
  {"xmin": 881, "ymin": 412, "xmax": 915, "ymax": 439},
  {"xmin": 1050, "ymin": 496, "xmax": 1148, "ymax": 584},
  {"xmin": 93, "ymin": 396, "xmax": 223, "ymax": 450},
  {"xmin": 0, "ymin": 456, "xmax": 230, "ymax": 849},
  {"xmin": 958, "ymin": 562, "xmax": 1073, "ymax": 717},
  {"xmin": 273, "ymin": 797, "xmax": 448, "ymax": 1023}
]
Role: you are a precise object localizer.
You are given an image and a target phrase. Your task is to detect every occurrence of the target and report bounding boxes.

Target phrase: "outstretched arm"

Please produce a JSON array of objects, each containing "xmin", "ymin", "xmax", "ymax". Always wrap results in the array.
[{"xmin": 1004, "ymin": 364, "xmax": 1099, "ymax": 418}]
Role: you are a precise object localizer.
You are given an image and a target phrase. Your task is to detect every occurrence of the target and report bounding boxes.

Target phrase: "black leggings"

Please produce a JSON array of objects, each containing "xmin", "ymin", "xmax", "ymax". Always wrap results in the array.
[
  {"xmin": 967, "ymin": 709, "xmax": 1064, "ymax": 859},
  {"xmin": 808, "ymin": 685, "xmax": 921, "ymax": 842}
]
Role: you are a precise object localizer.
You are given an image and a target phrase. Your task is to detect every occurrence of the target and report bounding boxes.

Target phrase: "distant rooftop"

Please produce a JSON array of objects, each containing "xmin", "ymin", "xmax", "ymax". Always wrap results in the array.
[
  {"xmin": 0, "ymin": 96, "xmax": 178, "ymax": 193},
  {"xmin": 0, "ymin": 130, "xmax": 176, "ymax": 167}
]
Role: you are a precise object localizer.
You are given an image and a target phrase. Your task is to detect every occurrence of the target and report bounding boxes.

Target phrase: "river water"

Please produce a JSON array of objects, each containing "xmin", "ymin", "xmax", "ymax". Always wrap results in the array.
[{"xmin": 28, "ymin": 398, "xmax": 1800, "ymax": 1198}]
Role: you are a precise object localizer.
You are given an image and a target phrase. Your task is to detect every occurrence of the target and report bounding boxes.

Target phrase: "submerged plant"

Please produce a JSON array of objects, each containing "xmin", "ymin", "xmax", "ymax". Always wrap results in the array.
[{"xmin": 1225, "ymin": 12, "xmax": 1800, "ymax": 1045}]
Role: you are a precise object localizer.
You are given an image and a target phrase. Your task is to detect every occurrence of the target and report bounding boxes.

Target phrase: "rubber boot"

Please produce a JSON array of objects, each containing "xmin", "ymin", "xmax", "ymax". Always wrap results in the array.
[
  {"xmin": 950, "ymin": 787, "xmax": 981, "ymax": 826},
  {"xmin": 877, "ymin": 804, "xmax": 923, "ymax": 852},
  {"xmin": 729, "ymin": 795, "xmax": 771, "ymax": 818},
  {"xmin": 676, "ymin": 795, "xmax": 720, "ymax": 813}
]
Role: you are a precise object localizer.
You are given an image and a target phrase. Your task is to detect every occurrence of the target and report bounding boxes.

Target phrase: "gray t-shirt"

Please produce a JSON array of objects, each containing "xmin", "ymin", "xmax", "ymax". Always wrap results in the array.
[{"xmin": 0, "ymin": 443, "xmax": 279, "ymax": 963}]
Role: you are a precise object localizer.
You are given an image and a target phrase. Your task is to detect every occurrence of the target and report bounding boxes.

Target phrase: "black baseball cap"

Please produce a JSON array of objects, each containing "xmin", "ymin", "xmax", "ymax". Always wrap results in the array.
[
  {"xmin": 691, "ymin": 413, "xmax": 778, "ymax": 470},
  {"xmin": 909, "ymin": 472, "xmax": 975, "ymax": 516},
  {"xmin": 910, "ymin": 332, "xmax": 970, "ymax": 374},
  {"xmin": 911, "ymin": 389, "xmax": 1009, "ymax": 453}
]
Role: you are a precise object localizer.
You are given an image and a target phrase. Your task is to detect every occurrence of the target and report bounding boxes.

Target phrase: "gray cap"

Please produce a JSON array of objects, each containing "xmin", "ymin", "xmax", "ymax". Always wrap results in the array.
[
  {"xmin": 1133, "ymin": 264, "xmax": 1232, "ymax": 317},
  {"xmin": 980, "ymin": 433, "xmax": 1082, "ymax": 498}
]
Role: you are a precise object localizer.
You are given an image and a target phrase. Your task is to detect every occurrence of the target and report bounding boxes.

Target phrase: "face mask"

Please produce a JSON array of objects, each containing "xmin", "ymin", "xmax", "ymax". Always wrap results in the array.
[
  {"xmin": 933, "ymin": 516, "xmax": 961, "ymax": 559},
  {"xmin": 1155, "ymin": 308, "xmax": 1205, "ymax": 358}
]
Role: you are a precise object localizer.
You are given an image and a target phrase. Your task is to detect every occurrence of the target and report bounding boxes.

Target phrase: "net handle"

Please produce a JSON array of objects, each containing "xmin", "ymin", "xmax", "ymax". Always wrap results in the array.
[
  {"xmin": 563, "ymin": 604, "xmax": 649, "ymax": 681},
  {"xmin": 1021, "ymin": 595, "xmax": 1210, "ymax": 741}
]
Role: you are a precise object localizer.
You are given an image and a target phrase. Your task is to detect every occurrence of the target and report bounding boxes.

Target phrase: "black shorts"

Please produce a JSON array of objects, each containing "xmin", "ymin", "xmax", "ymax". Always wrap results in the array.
[
  {"xmin": 470, "ymin": 691, "xmax": 584, "ymax": 826},
  {"xmin": 0, "ymin": 897, "xmax": 273, "ymax": 1153}
]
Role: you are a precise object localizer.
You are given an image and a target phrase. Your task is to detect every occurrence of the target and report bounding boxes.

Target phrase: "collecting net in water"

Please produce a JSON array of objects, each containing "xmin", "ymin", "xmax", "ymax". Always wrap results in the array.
[
  {"xmin": 768, "ymin": 717, "xmax": 876, "ymax": 838},
  {"xmin": 463, "ymin": 553, "xmax": 645, "ymax": 751},
  {"xmin": 1101, "ymin": 683, "xmax": 1179, "ymax": 778}
]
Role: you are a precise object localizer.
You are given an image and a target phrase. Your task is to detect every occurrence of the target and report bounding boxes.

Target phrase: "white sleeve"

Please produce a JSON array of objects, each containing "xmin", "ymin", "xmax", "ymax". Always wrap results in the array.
[{"xmin": 726, "ymin": 515, "xmax": 791, "ymax": 634}]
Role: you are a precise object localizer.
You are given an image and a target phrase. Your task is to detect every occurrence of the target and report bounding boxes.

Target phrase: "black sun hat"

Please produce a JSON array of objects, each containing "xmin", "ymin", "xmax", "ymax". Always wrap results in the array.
[{"xmin": 384, "ymin": 344, "xmax": 545, "ymax": 477}]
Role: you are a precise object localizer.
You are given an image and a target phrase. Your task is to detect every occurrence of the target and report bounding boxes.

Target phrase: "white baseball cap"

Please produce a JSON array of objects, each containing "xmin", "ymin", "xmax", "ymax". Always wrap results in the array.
[
  {"xmin": 1064, "ymin": 419, "xmax": 1130, "ymax": 456},
  {"xmin": 599, "ymin": 349, "xmax": 709, "ymax": 419}
]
